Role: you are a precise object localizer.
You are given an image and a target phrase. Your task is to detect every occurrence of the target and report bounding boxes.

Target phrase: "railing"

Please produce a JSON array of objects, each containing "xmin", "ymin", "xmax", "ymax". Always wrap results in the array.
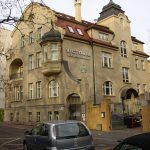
[{"xmin": 10, "ymin": 72, "xmax": 23, "ymax": 80}]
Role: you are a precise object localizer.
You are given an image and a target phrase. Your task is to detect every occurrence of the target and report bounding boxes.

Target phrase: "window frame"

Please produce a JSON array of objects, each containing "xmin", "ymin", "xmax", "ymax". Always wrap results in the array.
[
  {"xmin": 122, "ymin": 67, "xmax": 129, "ymax": 83},
  {"xmin": 29, "ymin": 54, "xmax": 34, "ymax": 70},
  {"xmin": 120, "ymin": 41, "xmax": 127, "ymax": 57},
  {"xmin": 28, "ymin": 83, "xmax": 33, "ymax": 99},
  {"xmin": 29, "ymin": 31, "xmax": 34, "ymax": 44},
  {"xmin": 103, "ymin": 81, "xmax": 113, "ymax": 96},
  {"xmin": 49, "ymin": 80, "xmax": 59, "ymax": 98},
  {"xmin": 50, "ymin": 43, "xmax": 58, "ymax": 61},
  {"xmin": 36, "ymin": 81, "xmax": 42, "ymax": 99},
  {"xmin": 102, "ymin": 52, "xmax": 112, "ymax": 68},
  {"xmin": 36, "ymin": 52, "xmax": 42, "ymax": 68},
  {"xmin": 67, "ymin": 26, "xmax": 75, "ymax": 33}
]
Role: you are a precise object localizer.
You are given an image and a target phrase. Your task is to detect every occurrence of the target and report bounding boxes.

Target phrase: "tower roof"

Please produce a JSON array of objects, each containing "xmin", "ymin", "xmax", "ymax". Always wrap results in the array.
[
  {"xmin": 98, "ymin": 0, "xmax": 124, "ymax": 21},
  {"xmin": 41, "ymin": 27, "xmax": 62, "ymax": 44}
]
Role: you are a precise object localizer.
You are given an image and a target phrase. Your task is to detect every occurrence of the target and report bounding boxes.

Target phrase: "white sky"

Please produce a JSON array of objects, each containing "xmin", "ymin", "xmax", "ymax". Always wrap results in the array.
[{"xmin": 41, "ymin": 0, "xmax": 150, "ymax": 54}]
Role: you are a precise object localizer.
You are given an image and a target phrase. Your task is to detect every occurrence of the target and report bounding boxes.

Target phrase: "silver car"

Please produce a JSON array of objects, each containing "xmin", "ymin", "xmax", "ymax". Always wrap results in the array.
[{"xmin": 23, "ymin": 120, "xmax": 95, "ymax": 150}]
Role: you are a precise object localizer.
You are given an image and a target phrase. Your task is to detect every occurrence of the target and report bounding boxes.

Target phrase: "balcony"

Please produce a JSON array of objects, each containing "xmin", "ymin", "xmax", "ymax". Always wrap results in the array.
[
  {"xmin": 42, "ymin": 60, "xmax": 61, "ymax": 76},
  {"xmin": 10, "ymin": 72, "xmax": 23, "ymax": 80}
]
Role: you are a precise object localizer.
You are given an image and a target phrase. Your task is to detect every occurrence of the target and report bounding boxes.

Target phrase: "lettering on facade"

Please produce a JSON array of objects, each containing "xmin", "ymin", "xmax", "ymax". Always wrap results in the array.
[{"xmin": 66, "ymin": 48, "xmax": 91, "ymax": 59}]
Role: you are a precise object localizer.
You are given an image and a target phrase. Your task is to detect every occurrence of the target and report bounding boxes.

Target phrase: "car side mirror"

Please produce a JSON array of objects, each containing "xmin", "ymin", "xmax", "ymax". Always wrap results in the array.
[{"xmin": 24, "ymin": 130, "xmax": 32, "ymax": 135}]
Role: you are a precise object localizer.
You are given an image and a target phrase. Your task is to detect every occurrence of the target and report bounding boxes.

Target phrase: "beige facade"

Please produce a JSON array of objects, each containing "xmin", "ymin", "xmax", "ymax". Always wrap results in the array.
[
  {"xmin": 4, "ymin": 1, "xmax": 150, "ymax": 130},
  {"xmin": 0, "ymin": 28, "xmax": 12, "ymax": 108}
]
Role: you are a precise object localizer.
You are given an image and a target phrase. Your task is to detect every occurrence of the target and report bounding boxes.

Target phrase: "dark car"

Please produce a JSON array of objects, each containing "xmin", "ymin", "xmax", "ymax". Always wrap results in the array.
[
  {"xmin": 113, "ymin": 132, "xmax": 150, "ymax": 150},
  {"xmin": 23, "ymin": 120, "xmax": 95, "ymax": 150}
]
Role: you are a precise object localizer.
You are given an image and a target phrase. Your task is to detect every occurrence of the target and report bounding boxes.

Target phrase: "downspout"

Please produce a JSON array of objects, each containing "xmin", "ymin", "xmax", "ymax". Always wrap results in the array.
[{"xmin": 90, "ymin": 28, "xmax": 97, "ymax": 105}]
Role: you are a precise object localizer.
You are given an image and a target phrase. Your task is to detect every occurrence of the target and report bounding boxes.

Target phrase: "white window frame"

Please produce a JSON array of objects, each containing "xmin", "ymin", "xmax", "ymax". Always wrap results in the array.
[
  {"xmin": 141, "ymin": 60, "xmax": 145, "ymax": 70},
  {"xmin": 37, "ymin": 27, "xmax": 42, "ymax": 40},
  {"xmin": 28, "ymin": 83, "xmax": 33, "ymax": 99},
  {"xmin": 48, "ymin": 111, "xmax": 52, "ymax": 121},
  {"xmin": 43, "ymin": 45, "xmax": 48, "ymax": 63},
  {"xmin": 76, "ymin": 28, "xmax": 83, "ymax": 35},
  {"xmin": 102, "ymin": 52, "xmax": 112, "ymax": 68},
  {"xmin": 37, "ymin": 112, "xmax": 40, "ymax": 122},
  {"xmin": 28, "ymin": 112, "xmax": 32, "ymax": 122},
  {"xmin": 29, "ymin": 31, "xmax": 33, "ymax": 43},
  {"xmin": 21, "ymin": 35, "xmax": 25, "ymax": 47},
  {"xmin": 120, "ymin": 41, "xmax": 127, "ymax": 57},
  {"xmin": 99, "ymin": 32, "xmax": 109, "ymax": 41},
  {"xmin": 50, "ymin": 43, "xmax": 58, "ymax": 60},
  {"xmin": 36, "ymin": 52, "xmax": 42, "ymax": 68},
  {"xmin": 137, "ymin": 84, "xmax": 140, "ymax": 93},
  {"xmin": 103, "ymin": 81, "xmax": 113, "ymax": 96},
  {"xmin": 67, "ymin": 26, "xmax": 74, "ymax": 33},
  {"xmin": 36, "ymin": 81, "xmax": 42, "ymax": 99},
  {"xmin": 135, "ymin": 59, "xmax": 139, "ymax": 69},
  {"xmin": 29, "ymin": 54, "xmax": 34, "ymax": 70},
  {"xmin": 14, "ymin": 86, "xmax": 22, "ymax": 101},
  {"xmin": 122, "ymin": 67, "xmax": 129, "ymax": 83},
  {"xmin": 54, "ymin": 111, "xmax": 59, "ymax": 120},
  {"xmin": 49, "ymin": 80, "xmax": 59, "ymax": 98}
]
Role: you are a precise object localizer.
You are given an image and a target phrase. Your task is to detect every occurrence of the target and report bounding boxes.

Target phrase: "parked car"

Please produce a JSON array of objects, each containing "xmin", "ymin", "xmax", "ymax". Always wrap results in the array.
[
  {"xmin": 113, "ymin": 132, "xmax": 150, "ymax": 150},
  {"xmin": 23, "ymin": 120, "xmax": 95, "ymax": 150}
]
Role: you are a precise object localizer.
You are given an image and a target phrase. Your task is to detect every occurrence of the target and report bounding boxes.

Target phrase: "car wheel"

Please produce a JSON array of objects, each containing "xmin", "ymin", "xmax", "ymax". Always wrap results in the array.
[{"xmin": 23, "ymin": 144, "xmax": 28, "ymax": 150}]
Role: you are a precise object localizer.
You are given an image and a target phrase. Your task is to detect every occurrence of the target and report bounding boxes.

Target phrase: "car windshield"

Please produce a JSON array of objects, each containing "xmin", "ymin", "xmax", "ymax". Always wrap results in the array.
[
  {"xmin": 55, "ymin": 123, "xmax": 89, "ymax": 139},
  {"xmin": 114, "ymin": 143, "xmax": 143, "ymax": 150}
]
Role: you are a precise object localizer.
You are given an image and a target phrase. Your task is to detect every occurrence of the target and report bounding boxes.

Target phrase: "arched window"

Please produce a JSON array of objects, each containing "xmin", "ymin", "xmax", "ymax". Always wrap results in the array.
[
  {"xmin": 120, "ymin": 41, "xmax": 127, "ymax": 57},
  {"xmin": 49, "ymin": 80, "xmax": 59, "ymax": 97},
  {"xmin": 103, "ymin": 81, "xmax": 113, "ymax": 96}
]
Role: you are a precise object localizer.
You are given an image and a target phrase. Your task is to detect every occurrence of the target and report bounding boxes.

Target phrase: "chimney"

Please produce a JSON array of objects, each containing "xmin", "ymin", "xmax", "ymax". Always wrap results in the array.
[{"xmin": 74, "ymin": 0, "xmax": 82, "ymax": 22}]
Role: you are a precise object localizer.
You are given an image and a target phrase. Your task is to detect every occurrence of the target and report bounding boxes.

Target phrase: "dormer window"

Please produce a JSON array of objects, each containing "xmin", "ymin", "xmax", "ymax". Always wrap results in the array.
[
  {"xmin": 99, "ymin": 32, "xmax": 108, "ymax": 41},
  {"xmin": 67, "ymin": 26, "xmax": 74, "ymax": 33},
  {"xmin": 77, "ymin": 28, "xmax": 83, "ymax": 35}
]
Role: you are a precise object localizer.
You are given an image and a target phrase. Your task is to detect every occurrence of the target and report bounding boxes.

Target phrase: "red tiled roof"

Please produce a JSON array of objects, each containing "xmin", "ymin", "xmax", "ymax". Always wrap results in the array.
[{"xmin": 55, "ymin": 12, "xmax": 116, "ymax": 48}]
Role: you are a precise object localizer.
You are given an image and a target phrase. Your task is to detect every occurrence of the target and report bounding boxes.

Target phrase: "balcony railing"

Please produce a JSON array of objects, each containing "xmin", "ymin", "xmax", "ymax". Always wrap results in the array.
[{"xmin": 10, "ymin": 72, "xmax": 23, "ymax": 80}]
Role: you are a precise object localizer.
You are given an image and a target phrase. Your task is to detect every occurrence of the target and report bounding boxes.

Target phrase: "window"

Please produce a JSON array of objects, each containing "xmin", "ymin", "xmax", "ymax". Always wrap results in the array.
[
  {"xmin": 21, "ymin": 35, "xmax": 25, "ymax": 47},
  {"xmin": 120, "ymin": 41, "xmax": 127, "ymax": 57},
  {"xmin": 143, "ymin": 84, "xmax": 146, "ymax": 93},
  {"xmin": 43, "ymin": 45, "xmax": 48, "ymax": 63},
  {"xmin": 67, "ymin": 26, "xmax": 74, "ymax": 33},
  {"xmin": 36, "ymin": 52, "xmax": 42, "ymax": 68},
  {"xmin": 103, "ymin": 81, "xmax": 113, "ymax": 96},
  {"xmin": 137, "ymin": 84, "xmax": 140, "ymax": 93},
  {"xmin": 28, "ymin": 83, "xmax": 33, "ymax": 99},
  {"xmin": 48, "ymin": 111, "xmax": 52, "ymax": 121},
  {"xmin": 36, "ymin": 81, "xmax": 42, "ymax": 99},
  {"xmin": 54, "ymin": 111, "xmax": 59, "ymax": 120},
  {"xmin": 99, "ymin": 32, "xmax": 108, "ymax": 41},
  {"xmin": 10, "ymin": 113, "xmax": 13, "ymax": 122},
  {"xmin": 29, "ymin": 54, "xmax": 34, "ymax": 70},
  {"xmin": 50, "ymin": 43, "xmax": 58, "ymax": 60},
  {"xmin": 122, "ymin": 67, "xmax": 129, "ymax": 83},
  {"xmin": 49, "ymin": 80, "xmax": 59, "ymax": 97},
  {"xmin": 55, "ymin": 123, "xmax": 89, "ymax": 139},
  {"xmin": 14, "ymin": 86, "xmax": 23, "ymax": 101},
  {"xmin": 102, "ymin": 52, "xmax": 112, "ymax": 68},
  {"xmin": 37, "ymin": 112, "xmax": 40, "ymax": 122},
  {"xmin": 37, "ymin": 27, "xmax": 42, "ymax": 40},
  {"xmin": 141, "ymin": 60, "xmax": 145, "ymax": 70},
  {"xmin": 135, "ymin": 59, "xmax": 139, "ymax": 69},
  {"xmin": 16, "ymin": 112, "xmax": 19, "ymax": 122},
  {"xmin": 29, "ymin": 31, "xmax": 33, "ymax": 43},
  {"xmin": 28, "ymin": 112, "xmax": 32, "ymax": 122},
  {"xmin": 76, "ymin": 28, "xmax": 83, "ymax": 35}
]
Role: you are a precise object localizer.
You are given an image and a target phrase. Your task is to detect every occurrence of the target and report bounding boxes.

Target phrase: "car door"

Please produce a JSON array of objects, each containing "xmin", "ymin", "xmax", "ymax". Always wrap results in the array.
[
  {"xmin": 25, "ymin": 124, "xmax": 41, "ymax": 150},
  {"xmin": 35, "ymin": 124, "xmax": 51, "ymax": 150}
]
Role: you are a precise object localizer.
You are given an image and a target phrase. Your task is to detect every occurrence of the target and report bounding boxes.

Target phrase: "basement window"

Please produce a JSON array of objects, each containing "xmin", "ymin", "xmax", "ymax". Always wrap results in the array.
[
  {"xmin": 67, "ymin": 26, "xmax": 75, "ymax": 33},
  {"xmin": 77, "ymin": 28, "xmax": 83, "ymax": 35}
]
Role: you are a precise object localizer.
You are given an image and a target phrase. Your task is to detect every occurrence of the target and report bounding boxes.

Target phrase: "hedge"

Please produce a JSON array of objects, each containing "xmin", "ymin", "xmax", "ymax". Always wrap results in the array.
[{"xmin": 0, "ymin": 109, "xmax": 4, "ymax": 122}]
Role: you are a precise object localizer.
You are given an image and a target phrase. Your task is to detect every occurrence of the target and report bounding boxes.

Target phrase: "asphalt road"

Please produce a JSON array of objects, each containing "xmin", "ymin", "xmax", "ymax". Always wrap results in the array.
[{"xmin": 0, "ymin": 123, "xmax": 142, "ymax": 150}]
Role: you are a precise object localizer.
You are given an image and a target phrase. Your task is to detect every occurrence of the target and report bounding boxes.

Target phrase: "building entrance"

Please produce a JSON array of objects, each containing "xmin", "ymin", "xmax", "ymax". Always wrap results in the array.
[{"xmin": 67, "ymin": 93, "xmax": 81, "ymax": 121}]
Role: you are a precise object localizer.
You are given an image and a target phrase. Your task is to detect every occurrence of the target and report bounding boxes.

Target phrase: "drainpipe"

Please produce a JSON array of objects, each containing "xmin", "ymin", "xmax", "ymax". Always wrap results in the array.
[{"xmin": 90, "ymin": 28, "xmax": 96, "ymax": 105}]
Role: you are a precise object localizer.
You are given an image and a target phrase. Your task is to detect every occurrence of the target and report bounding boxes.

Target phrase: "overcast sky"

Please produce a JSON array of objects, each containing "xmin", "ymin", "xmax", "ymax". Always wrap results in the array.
[{"xmin": 41, "ymin": 0, "xmax": 150, "ymax": 54}]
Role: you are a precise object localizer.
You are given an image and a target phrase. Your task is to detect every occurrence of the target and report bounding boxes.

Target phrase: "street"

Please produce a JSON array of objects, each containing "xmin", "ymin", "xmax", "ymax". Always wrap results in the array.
[{"xmin": 0, "ymin": 123, "xmax": 142, "ymax": 150}]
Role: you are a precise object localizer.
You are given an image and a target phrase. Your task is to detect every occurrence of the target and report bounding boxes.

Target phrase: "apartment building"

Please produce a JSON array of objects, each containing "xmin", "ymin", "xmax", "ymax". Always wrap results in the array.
[{"xmin": 4, "ymin": 0, "xmax": 149, "ymax": 130}]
